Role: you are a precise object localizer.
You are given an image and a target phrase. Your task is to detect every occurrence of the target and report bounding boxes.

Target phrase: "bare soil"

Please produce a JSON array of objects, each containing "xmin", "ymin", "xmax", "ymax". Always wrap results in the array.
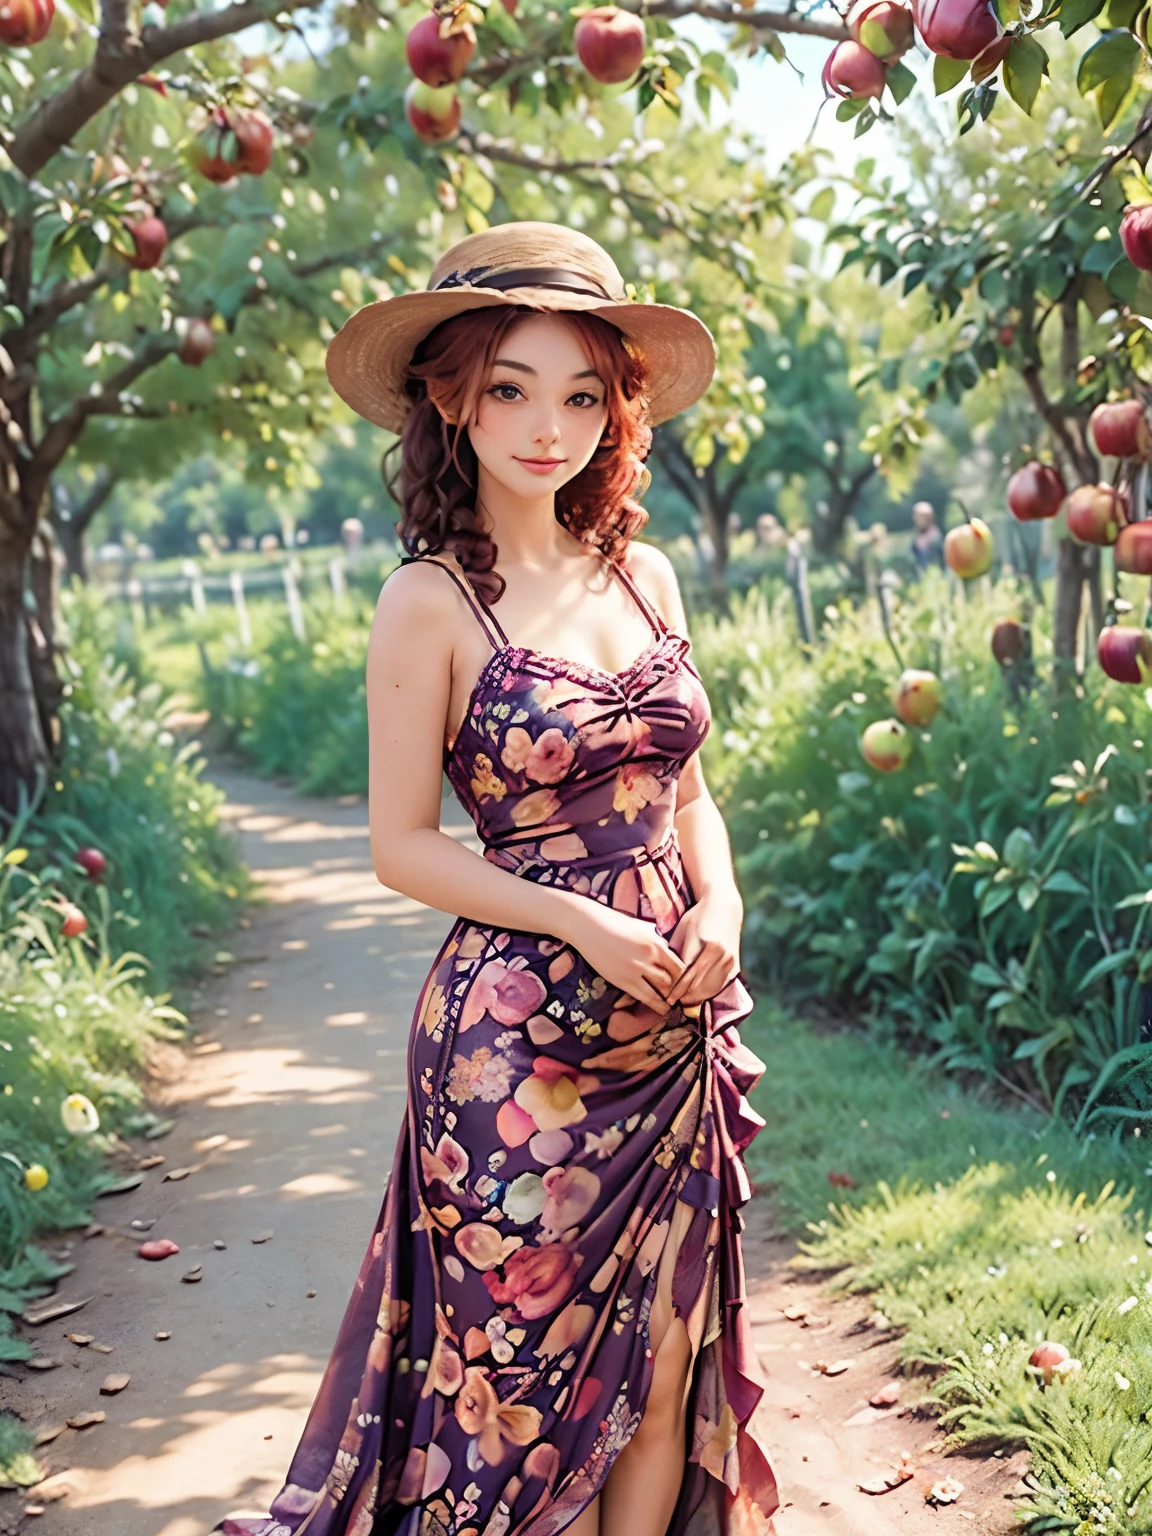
[{"xmin": 0, "ymin": 768, "xmax": 1026, "ymax": 1536}]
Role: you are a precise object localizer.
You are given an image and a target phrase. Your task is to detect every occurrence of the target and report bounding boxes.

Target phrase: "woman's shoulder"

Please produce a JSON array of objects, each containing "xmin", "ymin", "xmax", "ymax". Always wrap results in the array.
[
  {"xmin": 374, "ymin": 554, "xmax": 472, "ymax": 639},
  {"xmin": 623, "ymin": 541, "xmax": 684, "ymax": 628}
]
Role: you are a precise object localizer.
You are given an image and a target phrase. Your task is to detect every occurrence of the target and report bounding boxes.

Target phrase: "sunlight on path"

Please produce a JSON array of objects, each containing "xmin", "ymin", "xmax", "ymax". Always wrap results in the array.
[{"xmin": 6, "ymin": 769, "xmax": 467, "ymax": 1536}]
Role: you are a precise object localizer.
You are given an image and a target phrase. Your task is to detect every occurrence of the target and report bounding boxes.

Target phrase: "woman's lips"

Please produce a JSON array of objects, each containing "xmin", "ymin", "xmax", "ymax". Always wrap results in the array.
[{"xmin": 515, "ymin": 457, "xmax": 566, "ymax": 474}]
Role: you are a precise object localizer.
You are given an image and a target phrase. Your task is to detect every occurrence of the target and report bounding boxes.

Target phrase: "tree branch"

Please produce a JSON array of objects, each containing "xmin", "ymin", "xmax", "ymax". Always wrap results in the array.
[
  {"xmin": 639, "ymin": 0, "xmax": 849, "ymax": 38},
  {"xmin": 1021, "ymin": 362, "xmax": 1095, "ymax": 485},
  {"xmin": 10, "ymin": 0, "xmax": 314, "ymax": 179}
]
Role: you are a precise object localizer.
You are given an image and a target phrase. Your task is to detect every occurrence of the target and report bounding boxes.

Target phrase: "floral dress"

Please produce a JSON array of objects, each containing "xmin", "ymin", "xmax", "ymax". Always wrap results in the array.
[{"xmin": 221, "ymin": 558, "xmax": 777, "ymax": 1536}]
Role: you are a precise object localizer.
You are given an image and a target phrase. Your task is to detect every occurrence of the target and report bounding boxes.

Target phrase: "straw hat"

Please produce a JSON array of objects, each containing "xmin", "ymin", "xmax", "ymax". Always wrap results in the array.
[{"xmin": 325, "ymin": 222, "xmax": 716, "ymax": 432}]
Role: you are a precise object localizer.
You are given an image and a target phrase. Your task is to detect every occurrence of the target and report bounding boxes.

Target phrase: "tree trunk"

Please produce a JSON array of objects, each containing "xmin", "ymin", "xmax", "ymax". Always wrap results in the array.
[
  {"xmin": 28, "ymin": 521, "xmax": 64, "ymax": 758},
  {"xmin": 53, "ymin": 501, "xmax": 88, "ymax": 582},
  {"xmin": 1053, "ymin": 539, "xmax": 1086, "ymax": 679},
  {"xmin": 698, "ymin": 487, "xmax": 729, "ymax": 604},
  {"xmin": 0, "ymin": 521, "xmax": 50, "ymax": 820}
]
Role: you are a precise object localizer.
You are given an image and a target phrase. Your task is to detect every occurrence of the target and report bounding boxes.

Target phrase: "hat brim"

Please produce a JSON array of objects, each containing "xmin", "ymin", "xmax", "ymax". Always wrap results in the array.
[{"xmin": 324, "ymin": 284, "xmax": 716, "ymax": 432}]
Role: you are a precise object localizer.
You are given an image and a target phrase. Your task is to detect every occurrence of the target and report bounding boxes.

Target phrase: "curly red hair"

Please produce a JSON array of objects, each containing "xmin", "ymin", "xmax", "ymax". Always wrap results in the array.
[{"xmin": 391, "ymin": 307, "xmax": 652, "ymax": 604}]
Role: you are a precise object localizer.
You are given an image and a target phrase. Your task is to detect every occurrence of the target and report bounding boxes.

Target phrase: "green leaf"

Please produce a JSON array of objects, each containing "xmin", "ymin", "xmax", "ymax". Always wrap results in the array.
[
  {"xmin": 1017, "ymin": 878, "xmax": 1042, "ymax": 911},
  {"xmin": 1077, "ymin": 949, "xmax": 1135, "ymax": 989},
  {"xmin": 1096, "ymin": 57, "xmax": 1136, "ymax": 127},
  {"xmin": 1059, "ymin": 0, "xmax": 1106, "ymax": 33},
  {"xmin": 1076, "ymin": 28, "xmax": 1139, "ymax": 94},
  {"xmin": 808, "ymin": 186, "xmax": 836, "ymax": 222},
  {"xmin": 483, "ymin": 0, "xmax": 525, "ymax": 44},
  {"xmin": 1003, "ymin": 35, "xmax": 1049, "ymax": 113},
  {"xmin": 854, "ymin": 104, "xmax": 878, "ymax": 137},
  {"xmin": 1107, "ymin": 255, "xmax": 1141, "ymax": 301},
  {"xmin": 835, "ymin": 96, "xmax": 869, "ymax": 120},
  {"xmin": 68, "ymin": 0, "xmax": 96, "ymax": 21},
  {"xmin": 971, "ymin": 962, "xmax": 1005, "ymax": 988},
  {"xmin": 885, "ymin": 58, "xmax": 917, "ymax": 104},
  {"xmin": 1103, "ymin": 0, "xmax": 1144, "ymax": 28},
  {"xmin": 1041, "ymin": 870, "xmax": 1089, "ymax": 895},
  {"xmin": 934, "ymin": 54, "xmax": 971, "ymax": 93}
]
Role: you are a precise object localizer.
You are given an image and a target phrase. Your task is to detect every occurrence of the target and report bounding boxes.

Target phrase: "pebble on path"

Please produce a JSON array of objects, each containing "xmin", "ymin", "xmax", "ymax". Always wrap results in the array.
[
  {"xmin": 66, "ymin": 1411, "xmax": 106, "ymax": 1430},
  {"xmin": 100, "ymin": 1374, "xmax": 130, "ymax": 1395}
]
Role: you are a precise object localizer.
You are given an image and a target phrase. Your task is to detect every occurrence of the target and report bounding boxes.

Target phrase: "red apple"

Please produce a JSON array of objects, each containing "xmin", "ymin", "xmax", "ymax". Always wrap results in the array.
[
  {"xmin": 60, "ymin": 903, "xmax": 87, "ymax": 937},
  {"xmin": 500, "ymin": 0, "xmax": 517, "ymax": 12},
  {"xmin": 138, "ymin": 1239, "xmax": 180, "ymax": 1261},
  {"xmin": 851, "ymin": 0, "xmax": 914, "ymax": 60},
  {"xmin": 191, "ymin": 109, "xmax": 241, "ymax": 183},
  {"xmin": 1115, "ymin": 522, "xmax": 1152, "ymax": 576},
  {"xmin": 404, "ymin": 80, "xmax": 461, "ymax": 142},
  {"xmin": 1098, "ymin": 625, "xmax": 1152, "ymax": 684},
  {"xmin": 1007, "ymin": 461, "xmax": 1065, "ymax": 522},
  {"xmin": 179, "ymin": 318, "xmax": 216, "ymax": 366},
  {"xmin": 998, "ymin": 323, "xmax": 1015, "ymax": 346},
  {"xmin": 912, "ymin": 0, "xmax": 1002, "ymax": 58},
  {"xmin": 1121, "ymin": 205, "xmax": 1152, "ymax": 272},
  {"xmin": 1027, "ymin": 1341, "xmax": 1072, "ymax": 1384},
  {"xmin": 944, "ymin": 517, "xmax": 994, "ymax": 578},
  {"xmin": 1066, "ymin": 484, "xmax": 1126, "ymax": 546},
  {"xmin": 574, "ymin": 7, "xmax": 647, "ymax": 85},
  {"xmin": 822, "ymin": 39, "xmax": 887, "ymax": 99},
  {"xmin": 1090, "ymin": 399, "xmax": 1152, "ymax": 461},
  {"xmin": 74, "ymin": 847, "xmax": 106, "ymax": 880},
  {"xmin": 0, "ymin": 0, "xmax": 53, "ymax": 45},
  {"xmin": 406, "ymin": 12, "xmax": 476, "ymax": 87},
  {"xmin": 893, "ymin": 669, "xmax": 942, "ymax": 727},
  {"xmin": 123, "ymin": 216, "xmax": 168, "ymax": 271},
  {"xmin": 233, "ymin": 109, "xmax": 274, "ymax": 175},
  {"xmin": 991, "ymin": 618, "xmax": 1026, "ymax": 666},
  {"xmin": 861, "ymin": 718, "xmax": 913, "ymax": 772}
]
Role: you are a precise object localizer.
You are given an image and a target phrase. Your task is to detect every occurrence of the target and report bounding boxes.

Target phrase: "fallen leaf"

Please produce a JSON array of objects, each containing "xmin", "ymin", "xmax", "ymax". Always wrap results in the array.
[
  {"xmin": 869, "ymin": 1380, "xmax": 902, "ymax": 1407},
  {"xmin": 827, "ymin": 1171, "xmax": 856, "ymax": 1188},
  {"xmin": 136, "ymin": 1155, "xmax": 165, "ymax": 1171},
  {"xmin": 182, "ymin": 1266, "xmax": 203, "ymax": 1283},
  {"xmin": 26, "ymin": 1359, "xmax": 59, "ymax": 1372},
  {"xmin": 97, "ymin": 1174, "xmax": 144, "ymax": 1196},
  {"xmin": 163, "ymin": 1166, "xmax": 198, "ymax": 1183},
  {"xmin": 24, "ymin": 1504, "xmax": 45, "ymax": 1516},
  {"xmin": 83, "ymin": 1224, "xmax": 104, "ymax": 1239},
  {"xmin": 928, "ymin": 1477, "xmax": 964, "ymax": 1505},
  {"xmin": 782, "ymin": 1305, "xmax": 808, "ymax": 1322},
  {"xmin": 814, "ymin": 1359, "xmax": 853, "ymax": 1376},
  {"xmin": 144, "ymin": 1119, "xmax": 176, "ymax": 1140},
  {"xmin": 66, "ymin": 1411, "xmax": 106, "ymax": 1430},
  {"xmin": 89, "ymin": 1343, "xmax": 113, "ymax": 1355},
  {"xmin": 857, "ymin": 1468, "xmax": 913, "ymax": 1495},
  {"xmin": 22, "ymin": 1297, "xmax": 92, "ymax": 1327},
  {"xmin": 155, "ymin": 1331, "xmax": 171, "ymax": 1341},
  {"xmin": 197, "ymin": 1135, "xmax": 228, "ymax": 1152},
  {"xmin": 65, "ymin": 1334, "xmax": 93, "ymax": 1346},
  {"xmin": 248, "ymin": 979, "xmax": 269, "ymax": 990},
  {"xmin": 130, "ymin": 1219, "xmax": 157, "ymax": 1232},
  {"xmin": 100, "ymin": 1374, "xmax": 130, "ymax": 1395},
  {"xmin": 139, "ymin": 1239, "xmax": 180, "ymax": 1261},
  {"xmin": 33, "ymin": 1425, "xmax": 66, "ymax": 1446},
  {"xmin": 842, "ymin": 1405, "xmax": 902, "ymax": 1428},
  {"xmin": 251, "ymin": 1230, "xmax": 274, "ymax": 1244}
]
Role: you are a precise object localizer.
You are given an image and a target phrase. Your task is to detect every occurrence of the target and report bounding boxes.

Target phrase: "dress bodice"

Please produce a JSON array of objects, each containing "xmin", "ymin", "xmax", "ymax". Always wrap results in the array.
[{"xmin": 424, "ymin": 557, "xmax": 711, "ymax": 888}]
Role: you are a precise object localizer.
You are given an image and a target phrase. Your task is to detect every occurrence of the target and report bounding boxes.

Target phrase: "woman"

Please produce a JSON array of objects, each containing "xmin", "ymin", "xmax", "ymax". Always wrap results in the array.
[{"xmin": 220, "ymin": 223, "xmax": 777, "ymax": 1536}]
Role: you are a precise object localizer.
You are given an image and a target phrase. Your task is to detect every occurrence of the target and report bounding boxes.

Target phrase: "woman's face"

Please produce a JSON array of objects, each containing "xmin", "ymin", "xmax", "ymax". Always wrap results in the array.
[{"xmin": 466, "ymin": 314, "xmax": 608, "ymax": 502}]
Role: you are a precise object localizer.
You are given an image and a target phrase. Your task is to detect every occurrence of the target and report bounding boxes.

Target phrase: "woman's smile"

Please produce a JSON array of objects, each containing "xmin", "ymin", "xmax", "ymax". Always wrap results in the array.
[{"xmin": 514, "ymin": 455, "xmax": 567, "ymax": 474}]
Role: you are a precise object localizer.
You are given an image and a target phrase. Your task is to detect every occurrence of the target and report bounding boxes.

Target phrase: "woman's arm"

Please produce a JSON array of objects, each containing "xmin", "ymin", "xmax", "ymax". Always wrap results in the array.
[
  {"xmin": 366, "ymin": 560, "xmax": 685, "ymax": 1014},
  {"xmin": 627, "ymin": 544, "xmax": 743, "ymax": 1006}
]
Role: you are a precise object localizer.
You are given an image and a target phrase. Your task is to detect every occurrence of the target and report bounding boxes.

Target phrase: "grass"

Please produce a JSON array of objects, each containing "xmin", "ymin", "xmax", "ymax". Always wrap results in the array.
[{"xmin": 743, "ymin": 1007, "xmax": 1152, "ymax": 1533}]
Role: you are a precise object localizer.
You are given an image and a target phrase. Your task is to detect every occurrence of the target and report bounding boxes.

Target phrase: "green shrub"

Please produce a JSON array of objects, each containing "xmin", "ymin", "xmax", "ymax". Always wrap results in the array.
[{"xmin": 695, "ymin": 572, "xmax": 1152, "ymax": 1126}]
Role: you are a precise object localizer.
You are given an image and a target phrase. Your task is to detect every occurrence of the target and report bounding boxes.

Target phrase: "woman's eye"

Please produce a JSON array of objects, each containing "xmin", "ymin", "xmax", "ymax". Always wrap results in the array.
[
  {"xmin": 568, "ymin": 392, "xmax": 602, "ymax": 408},
  {"xmin": 490, "ymin": 383, "xmax": 522, "ymax": 402}
]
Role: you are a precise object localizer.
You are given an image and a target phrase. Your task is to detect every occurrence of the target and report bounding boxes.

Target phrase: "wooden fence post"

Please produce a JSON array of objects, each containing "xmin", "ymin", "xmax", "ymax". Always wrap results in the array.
[
  {"xmin": 283, "ymin": 559, "xmax": 306, "ymax": 641},
  {"xmin": 230, "ymin": 569, "xmax": 252, "ymax": 648}
]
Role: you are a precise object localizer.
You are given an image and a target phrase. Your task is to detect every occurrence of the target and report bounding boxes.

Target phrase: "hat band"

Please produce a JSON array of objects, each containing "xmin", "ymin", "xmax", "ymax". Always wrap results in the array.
[{"xmin": 431, "ymin": 265, "xmax": 619, "ymax": 301}]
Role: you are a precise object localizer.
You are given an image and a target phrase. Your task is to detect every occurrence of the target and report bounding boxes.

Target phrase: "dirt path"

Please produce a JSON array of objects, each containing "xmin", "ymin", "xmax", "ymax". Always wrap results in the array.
[{"xmin": 2, "ymin": 769, "xmax": 1025, "ymax": 1536}]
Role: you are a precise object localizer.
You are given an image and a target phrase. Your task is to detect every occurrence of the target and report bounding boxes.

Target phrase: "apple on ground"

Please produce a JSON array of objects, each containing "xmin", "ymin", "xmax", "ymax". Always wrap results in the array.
[
  {"xmin": 574, "ymin": 7, "xmax": 647, "ymax": 84},
  {"xmin": 944, "ymin": 517, "xmax": 994, "ymax": 579},
  {"xmin": 405, "ymin": 80, "xmax": 461, "ymax": 143},
  {"xmin": 893, "ymin": 669, "xmax": 942, "ymax": 727},
  {"xmin": 1098, "ymin": 625, "xmax": 1152, "ymax": 684},
  {"xmin": 1006, "ymin": 461, "xmax": 1064, "ymax": 522},
  {"xmin": 861, "ymin": 718, "xmax": 913, "ymax": 772},
  {"xmin": 1066, "ymin": 484, "xmax": 1126, "ymax": 546}
]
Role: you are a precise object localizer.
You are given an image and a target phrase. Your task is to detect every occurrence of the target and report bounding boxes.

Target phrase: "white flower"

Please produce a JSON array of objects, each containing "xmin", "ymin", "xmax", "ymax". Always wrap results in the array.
[
  {"xmin": 1118, "ymin": 1296, "xmax": 1139, "ymax": 1315},
  {"xmin": 1115, "ymin": 1372, "xmax": 1131, "ymax": 1391},
  {"xmin": 61, "ymin": 1092, "xmax": 99, "ymax": 1135}
]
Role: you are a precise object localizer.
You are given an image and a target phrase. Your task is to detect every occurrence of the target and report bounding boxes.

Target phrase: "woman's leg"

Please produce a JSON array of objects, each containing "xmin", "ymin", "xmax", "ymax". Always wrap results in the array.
[{"xmin": 598, "ymin": 1199, "xmax": 697, "ymax": 1536}]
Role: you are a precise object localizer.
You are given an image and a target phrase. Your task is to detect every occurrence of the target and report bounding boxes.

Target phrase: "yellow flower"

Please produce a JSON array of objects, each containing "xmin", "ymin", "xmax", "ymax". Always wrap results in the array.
[
  {"xmin": 24, "ymin": 1164, "xmax": 49, "ymax": 1192},
  {"xmin": 470, "ymin": 753, "xmax": 506, "ymax": 804},
  {"xmin": 61, "ymin": 1093, "xmax": 100, "ymax": 1135}
]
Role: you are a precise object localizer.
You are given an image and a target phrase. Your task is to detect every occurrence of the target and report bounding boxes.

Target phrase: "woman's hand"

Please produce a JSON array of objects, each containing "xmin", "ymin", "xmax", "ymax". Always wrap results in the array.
[
  {"xmin": 563, "ymin": 902, "xmax": 686, "ymax": 1015},
  {"xmin": 664, "ymin": 889, "xmax": 743, "ymax": 1008}
]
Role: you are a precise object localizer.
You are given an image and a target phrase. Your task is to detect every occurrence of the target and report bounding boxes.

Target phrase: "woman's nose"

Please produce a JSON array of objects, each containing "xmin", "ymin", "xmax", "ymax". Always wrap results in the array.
[{"xmin": 529, "ymin": 407, "xmax": 562, "ymax": 446}]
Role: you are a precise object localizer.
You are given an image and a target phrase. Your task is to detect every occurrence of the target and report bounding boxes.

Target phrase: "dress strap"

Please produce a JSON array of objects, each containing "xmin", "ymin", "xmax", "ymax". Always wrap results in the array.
[
  {"xmin": 399, "ymin": 555, "xmax": 511, "ymax": 651},
  {"xmin": 609, "ymin": 558, "xmax": 667, "ymax": 638}
]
